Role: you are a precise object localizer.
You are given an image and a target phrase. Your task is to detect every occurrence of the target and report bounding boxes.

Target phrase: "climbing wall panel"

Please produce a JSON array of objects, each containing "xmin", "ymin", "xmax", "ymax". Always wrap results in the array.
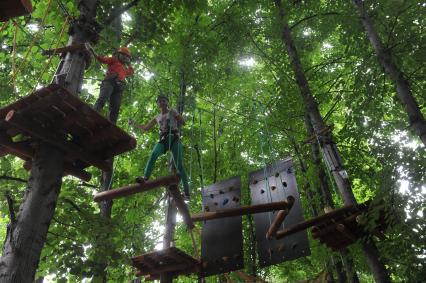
[
  {"xmin": 249, "ymin": 158, "xmax": 310, "ymax": 267},
  {"xmin": 201, "ymin": 176, "xmax": 244, "ymax": 277}
]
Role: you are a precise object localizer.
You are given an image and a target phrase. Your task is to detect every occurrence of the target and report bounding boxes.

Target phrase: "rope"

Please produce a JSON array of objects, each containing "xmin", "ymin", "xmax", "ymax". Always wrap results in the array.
[
  {"xmin": 33, "ymin": 16, "xmax": 69, "ymax": 90},
  {"xmin": 12, "ymin": 0, "xmax": 53, "ymax": 81},
  {"xmin": 189, "ymin": 228, "xmax": 199, "ymax": 259},
  {"xmin": 12, "ymin": 22, "xmax": 18, "ymax": 92},
  {"xmin": 189, "ymin": 109, "xmax": 195, "ymax": 191},
  {"xmin": 198, "ymin": 110, "xmax": 205, "ymax": 191}
]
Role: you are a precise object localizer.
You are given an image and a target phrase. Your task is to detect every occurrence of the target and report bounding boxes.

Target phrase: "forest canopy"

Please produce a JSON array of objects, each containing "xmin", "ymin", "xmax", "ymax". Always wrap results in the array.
[{"xmin": 0, "ymin": 0, "xmax": 424, "ymax": 282}]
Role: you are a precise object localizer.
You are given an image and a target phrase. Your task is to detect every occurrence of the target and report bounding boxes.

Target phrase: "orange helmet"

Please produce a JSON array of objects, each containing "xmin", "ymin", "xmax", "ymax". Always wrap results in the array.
[{"xmin": 117, "ymin": 47, "xmax": 131, "ymax": 58}]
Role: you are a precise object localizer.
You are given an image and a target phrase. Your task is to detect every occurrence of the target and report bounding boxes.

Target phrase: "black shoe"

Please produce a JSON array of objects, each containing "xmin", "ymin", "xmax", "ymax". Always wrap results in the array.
[{"xmin": 135, "ymin": 176, "xmax": 148, "ymax": 183}]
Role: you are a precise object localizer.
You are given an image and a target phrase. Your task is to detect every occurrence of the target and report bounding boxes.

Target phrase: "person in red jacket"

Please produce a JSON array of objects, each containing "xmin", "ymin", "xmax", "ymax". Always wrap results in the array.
[{"xmin": 89, "ymin": 46, "xmax": 134, "ymax": 124}]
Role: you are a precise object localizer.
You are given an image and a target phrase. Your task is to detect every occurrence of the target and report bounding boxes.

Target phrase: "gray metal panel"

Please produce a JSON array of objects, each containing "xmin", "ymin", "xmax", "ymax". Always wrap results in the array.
[
  {"xmin": 249, "ymin": 158, "xmax": 310, "ymax": 267},
  {"xmin": 201, "ymin": 176, "xmax": 244, "ymax": 277}
]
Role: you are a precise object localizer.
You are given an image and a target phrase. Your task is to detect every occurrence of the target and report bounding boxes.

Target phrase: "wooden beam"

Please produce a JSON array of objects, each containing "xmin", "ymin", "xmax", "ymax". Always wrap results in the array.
[
  {"xmin": 136, "ymin": 263, "xmax": 188, "ymax": 276},
  {"xmin": 0, "ymin": 133, "xmax": 33, "ymax": 159},
  {"xmin": 23, "ymin": 160, "xmax": 91, "ymax": 182},
  {"xmin": 5, "ymin": 110, "xmax": 111, "ymax": 171},
  {"xmin": 0, "ymin": 145, "xmax": 11, "ymax": 158},
  {"xmin": 167, "ymin": 185, "xmax": 195, "ymax": 229},
  {"xmin": 93, "ymin": 175, "xmax": 180, "ymax": 202},
  {"xmin": 104, "ymin": 138, "xmax": 137, "ymax": 158},
  {"xmin": 275, "ymin": 203, "xmax": 368, "ymax": 239},
  {"xmin": 41, "ymin": 44, "xmax": 87, "ymax": 56},
  {"xmin": 191, "ymin": 199, "xmax": 294, "ymax": 222},
  {"xmin": 266, "ymin": 196, "xmax": 294, "ymax": 239}
]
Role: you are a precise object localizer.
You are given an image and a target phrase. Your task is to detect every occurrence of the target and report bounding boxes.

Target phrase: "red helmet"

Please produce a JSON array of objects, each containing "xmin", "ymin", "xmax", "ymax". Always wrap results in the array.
[{"xmin": 117, "ymin": 47, "xmax": 131, "ymax": 58}]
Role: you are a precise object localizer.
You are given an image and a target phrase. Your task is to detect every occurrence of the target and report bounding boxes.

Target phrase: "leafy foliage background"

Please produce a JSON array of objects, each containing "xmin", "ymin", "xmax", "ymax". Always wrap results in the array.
[{"xmin": 0, "ymin": 0, "xmax": 424, "ymax": 282}]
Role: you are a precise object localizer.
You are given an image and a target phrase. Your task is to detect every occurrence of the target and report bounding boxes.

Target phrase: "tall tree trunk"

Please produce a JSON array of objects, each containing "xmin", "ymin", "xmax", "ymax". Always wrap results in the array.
[
  {"xmin": 0, "ymin": 1, "xmax": 99, "ymax": 282},
  {"xmin": 273, "ymin": 1, "xmax": 390, "ymax": 282},
  {"xmin": 293, "ymin": 125, "xmax": 358, "ymax": 283},
  {"xmin": 353, "ymin": 0, "xmax": 426, "ymax": 147},
  {"xmin": 93, "ymin": 12, "xmax": 123, "ymax": 282}
]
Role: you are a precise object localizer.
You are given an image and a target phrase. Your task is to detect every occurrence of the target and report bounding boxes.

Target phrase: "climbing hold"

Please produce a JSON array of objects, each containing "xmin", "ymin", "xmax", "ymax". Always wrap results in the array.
[{"xmin": 222, "ymin": 198, "xmax": 229, "ymax": 206}]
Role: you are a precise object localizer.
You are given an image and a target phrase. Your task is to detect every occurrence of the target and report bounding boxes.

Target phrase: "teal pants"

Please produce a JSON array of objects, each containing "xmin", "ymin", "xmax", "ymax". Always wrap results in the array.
[{"xmin": 144, "ymin": 138, "xmax": 190, "ymax": 195}]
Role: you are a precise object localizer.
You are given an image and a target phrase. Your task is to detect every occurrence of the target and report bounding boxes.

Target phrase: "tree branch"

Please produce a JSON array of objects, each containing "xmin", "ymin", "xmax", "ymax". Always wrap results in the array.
[
  {"xmin": 0, "ymin": 175, "xmax": 27, "ymax": 183},
  {"xmin": 290, "ymin": 12, "xmax": 340, "ymax": 30},
  {"xmin": 4, "ymin": 191, "xmax": 16, "ymax": 224},
  {"xmin": 103, "ymin": 0, "xmax": 141, "ymax": 27}
]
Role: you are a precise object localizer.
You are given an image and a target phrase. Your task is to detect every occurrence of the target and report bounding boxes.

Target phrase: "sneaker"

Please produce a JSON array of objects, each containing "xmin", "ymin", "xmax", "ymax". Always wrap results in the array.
[
  {"xmin": 135, "ymin": 176, "xmax": 148, "ymax": 183},
  {"xmin": 183, "ymin": 192, "xmax": 190, "ymax": 202}
]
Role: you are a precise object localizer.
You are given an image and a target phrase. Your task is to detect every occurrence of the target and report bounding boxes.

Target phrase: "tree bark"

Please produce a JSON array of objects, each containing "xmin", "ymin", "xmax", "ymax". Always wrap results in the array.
[
  {"xmin": 353, "ymin": 0, "xmax": 426, "ymax": 147},
  {"xmin": 273, "ymin": 1, "xmax": 390, "ymax": 282},
  {"xmin": 0, "ymin": 1, "xmax": 99, "ymax": 281},
  {"xmin": 0, "ymin": 144, "xmax": 63, "ymax": 282}
]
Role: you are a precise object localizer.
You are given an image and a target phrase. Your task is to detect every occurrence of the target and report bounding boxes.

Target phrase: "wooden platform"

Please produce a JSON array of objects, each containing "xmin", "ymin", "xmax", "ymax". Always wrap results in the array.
[
  {"xmin": 0, "ymin": 84, "xmax": 136, "ymax": 181},
  {"xmin": 275, "ymin": 202, "xmax": 382, "ymax": 250},
  {"xmin": 131, "ymin": 247, "xmax": 200, "ymax": 280}
]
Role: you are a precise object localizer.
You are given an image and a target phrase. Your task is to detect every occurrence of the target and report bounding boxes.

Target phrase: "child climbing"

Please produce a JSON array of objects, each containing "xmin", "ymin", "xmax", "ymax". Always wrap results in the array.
[
  {"xmin": 87, "ymin": 44, "xmax": 134, "ymax": 124},
  {"xmin": 129, "ymin": 95, "xmax": 190, "ymax": 199}
]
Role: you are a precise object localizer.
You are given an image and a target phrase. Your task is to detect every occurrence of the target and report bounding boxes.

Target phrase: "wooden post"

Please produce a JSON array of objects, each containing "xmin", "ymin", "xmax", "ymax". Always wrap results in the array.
[
  {"xmin": 167, "ymin": 185, "xmax": 194, "ymax": 229},
  {"xmin": 265, "ymin": 196, "xmax": 294, "ymax": 239},
  {"xmin": 191, "ymin": 199, "xmax": 294, "ymax": 222},
  {"xmin": 93, "ymin": 175, "xmax": 180, "ymax": 202}
]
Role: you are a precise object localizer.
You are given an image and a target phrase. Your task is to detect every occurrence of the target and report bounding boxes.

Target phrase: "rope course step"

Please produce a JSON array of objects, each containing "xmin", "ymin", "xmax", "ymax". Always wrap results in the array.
[
  {"xmin": 275, "ymin": 201, "xmax": 386, "ymax": 251},
  {"xmin": 93, "ymin": 175, "xmax": 180, "ymax": 202},
  {"xmin": 131, "ymin": 247, "xmax": 200, "ymax": 281},
  {"xmin": 0, "ymin": 0, "xmax": 33, "ymax": 22},
  {"xmin": 191, "ymin": 198, "xmax": 295, "ymax": 222},
  {"xmin": 0, "ymin": 84, "xmax": 136, "ymax": 181}
]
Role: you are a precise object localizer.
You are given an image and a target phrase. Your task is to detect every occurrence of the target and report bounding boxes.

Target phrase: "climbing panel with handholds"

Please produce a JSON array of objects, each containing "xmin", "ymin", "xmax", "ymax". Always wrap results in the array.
[
  {"xmin": 0, "ymin": 84, "xmax": 136, "ymax": 181},
  {"xmin": 131, "ymin": 247, "xmax": 200, "ymax": 280},
  {"xmin": 0, "ymin": 0, "xmax": 33, "ymax": 22},
  {"xmin": 249, "ymin": 157, "xmax": 310, "ymax": 267},
  {"xmin": 200, "ymin": 176, "xmax": 244, "ymax": 277}
]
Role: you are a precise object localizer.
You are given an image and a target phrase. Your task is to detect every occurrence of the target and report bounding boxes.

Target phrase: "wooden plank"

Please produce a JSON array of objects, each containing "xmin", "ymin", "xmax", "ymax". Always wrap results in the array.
[
  {"xmin": 19, "ymin": 92, "xmax": 63, "ymax": 116},
  {"xmin": 191, "ymin": 199, "xmax": 294, "ymax": 222},
  {"xmin": 275, "ymin": 203, "xmax": 369, "ymax": 240},
  {"xmin": 0, "ymin": 145, "xmax": 11, "ymax": 157},
  {"xmin": 167, "ymin": 185, "xmax": 195, "ymax": 229},
  {"xmin": 5, "ymin": 110, "xmax": 111, "ymax": 171},
  {"xmin": 137, "ymin": 263, "xmax": 188, "ymax": 276},
  {"xmin": 42, "ymin": 44, "xmax": 87, "ymax": 56},
  {"xmin": 94, "ymin": 175, "xmax": 180, "ymax": 202},
  {"xmin": 102, "ymin": 138, "xmax": 136, "ymax": 159}
]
